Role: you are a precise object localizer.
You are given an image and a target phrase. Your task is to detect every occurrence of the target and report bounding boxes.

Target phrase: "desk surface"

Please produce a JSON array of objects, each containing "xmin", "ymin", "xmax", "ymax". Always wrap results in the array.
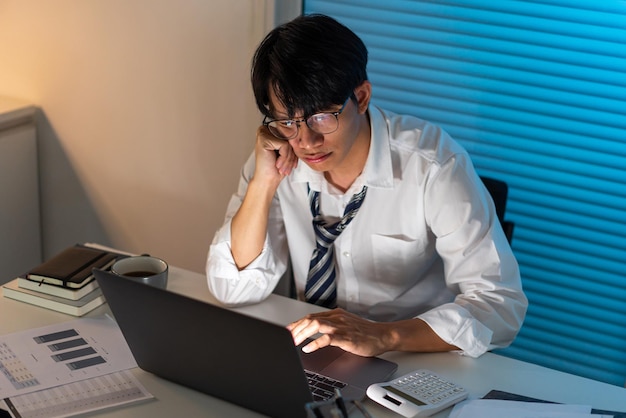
[{"xmin": 2, "ymin": 266, "xmax": 625, "ymax": 418}]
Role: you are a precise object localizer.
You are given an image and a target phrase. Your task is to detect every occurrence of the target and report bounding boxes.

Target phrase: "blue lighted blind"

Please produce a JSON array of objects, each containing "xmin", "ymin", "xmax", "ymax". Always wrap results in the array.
[{"xmin": 304, "ymin": 0, "xmax": 626, "ymax": 386}]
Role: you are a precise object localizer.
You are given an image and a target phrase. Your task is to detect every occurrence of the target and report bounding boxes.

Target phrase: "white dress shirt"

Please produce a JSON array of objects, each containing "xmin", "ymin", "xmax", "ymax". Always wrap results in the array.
[{"xmin": 207, "ymin": 106, "xmax": 528, "ymax": 358}]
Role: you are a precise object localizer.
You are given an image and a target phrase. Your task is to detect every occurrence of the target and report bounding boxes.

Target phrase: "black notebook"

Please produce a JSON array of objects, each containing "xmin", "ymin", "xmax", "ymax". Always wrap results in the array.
[{"xmin": 27, "ymin": 245, "xmax": 118, "ymax": 289}]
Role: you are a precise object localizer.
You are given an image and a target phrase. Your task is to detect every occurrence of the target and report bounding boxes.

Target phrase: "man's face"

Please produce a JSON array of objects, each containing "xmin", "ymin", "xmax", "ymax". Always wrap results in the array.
[{"xmin": 267, "ymin": 87, "xmax": 369, "ymax": 175}]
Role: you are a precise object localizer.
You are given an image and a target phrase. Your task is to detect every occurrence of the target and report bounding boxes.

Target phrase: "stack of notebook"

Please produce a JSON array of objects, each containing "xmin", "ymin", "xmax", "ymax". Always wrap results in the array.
[{"xmin": 2, "ymin": 244, "xmax": 120, "ymax": 316}]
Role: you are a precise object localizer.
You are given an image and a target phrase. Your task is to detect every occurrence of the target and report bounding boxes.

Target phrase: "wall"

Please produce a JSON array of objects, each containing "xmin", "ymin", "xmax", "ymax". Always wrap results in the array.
[{"xmin": 0, "ymin": 0, "xmax": 299, "ymax": 273}]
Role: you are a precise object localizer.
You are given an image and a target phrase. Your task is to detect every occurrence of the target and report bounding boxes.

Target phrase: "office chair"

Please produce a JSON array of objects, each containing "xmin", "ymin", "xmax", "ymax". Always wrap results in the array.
[{"xmin": 480, "ymin": 176, "xmax": 515, "ymax": 243}]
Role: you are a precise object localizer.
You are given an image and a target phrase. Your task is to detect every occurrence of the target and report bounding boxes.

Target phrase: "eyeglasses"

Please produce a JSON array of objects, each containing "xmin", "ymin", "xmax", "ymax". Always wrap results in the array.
[{"xmin": 263, "ymin": 97, "xmax": 350, "ymax": 140}]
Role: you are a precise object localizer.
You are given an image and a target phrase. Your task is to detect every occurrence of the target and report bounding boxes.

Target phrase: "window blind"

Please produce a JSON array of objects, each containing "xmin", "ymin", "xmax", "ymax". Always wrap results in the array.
[{"xmin": 303, "ymin": 0, "xmax": 626, "ymax": 386}]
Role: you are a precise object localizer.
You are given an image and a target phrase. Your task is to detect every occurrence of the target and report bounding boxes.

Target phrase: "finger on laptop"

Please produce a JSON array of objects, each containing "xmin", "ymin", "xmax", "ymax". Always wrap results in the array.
[{"xmin": 288, "ymin": 309, "xmax": 391, "ymax": 356}]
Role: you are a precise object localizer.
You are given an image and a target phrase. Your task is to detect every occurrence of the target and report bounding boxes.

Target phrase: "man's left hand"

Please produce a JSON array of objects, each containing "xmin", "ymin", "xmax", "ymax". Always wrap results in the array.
[{"xmin": 286, "ymin": 308, "xmax": 392, "ymax": 357}]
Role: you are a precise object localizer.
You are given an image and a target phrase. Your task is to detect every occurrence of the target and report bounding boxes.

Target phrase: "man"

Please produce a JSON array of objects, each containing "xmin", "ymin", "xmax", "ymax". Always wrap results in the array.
[{"xmin": 207, "ymin": 14, "xmax": 527, "ymax": 358}]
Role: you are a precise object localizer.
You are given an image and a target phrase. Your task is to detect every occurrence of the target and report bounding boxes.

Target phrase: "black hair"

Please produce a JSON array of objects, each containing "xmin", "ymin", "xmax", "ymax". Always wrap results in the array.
[{"xmin": 251, "ymin": 14, "xmax": 368, "ymax": 119}]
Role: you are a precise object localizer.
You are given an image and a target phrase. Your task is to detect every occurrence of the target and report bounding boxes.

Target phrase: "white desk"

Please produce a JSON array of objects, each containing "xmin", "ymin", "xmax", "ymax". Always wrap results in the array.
[{"xmin": 2, "ymin": 266, "xmax": 626, "ymax": 418}]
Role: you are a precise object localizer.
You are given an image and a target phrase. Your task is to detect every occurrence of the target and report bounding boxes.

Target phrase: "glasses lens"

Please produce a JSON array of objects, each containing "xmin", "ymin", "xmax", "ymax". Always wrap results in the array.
[
  {"xmin": 267, "ymin": 120, "xmax": 298, "ymax": 140},
  {"xmin": 307, "ymin": 113, "xmax": 339, "ymax": 135}
]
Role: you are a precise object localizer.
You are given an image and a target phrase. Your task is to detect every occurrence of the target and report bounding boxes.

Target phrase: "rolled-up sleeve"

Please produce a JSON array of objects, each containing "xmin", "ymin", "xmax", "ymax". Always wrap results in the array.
[
  {"xmin": 206, "ymin": 219, "xmax": 288, "ymax": 306},
  {"xmin": 420, "ymin": 154, "xmax": 528, "ymax": 357}
]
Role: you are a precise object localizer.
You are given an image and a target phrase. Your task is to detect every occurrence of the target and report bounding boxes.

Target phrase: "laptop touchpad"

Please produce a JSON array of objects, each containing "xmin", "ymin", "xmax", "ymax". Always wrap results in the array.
[{"xmin": 298, "ymin": 339, "xmax": 345, "ymax": 370}]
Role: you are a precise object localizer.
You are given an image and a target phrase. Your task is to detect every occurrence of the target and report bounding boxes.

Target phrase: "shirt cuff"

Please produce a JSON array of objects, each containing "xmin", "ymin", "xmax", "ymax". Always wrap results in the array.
[
  {"xmin": 417, "ymin": 303, "xmax": 492, "ymax": 358},
  {"xmin": 206, "ymin": 222, "xmax": 283, "ymax": 306}
]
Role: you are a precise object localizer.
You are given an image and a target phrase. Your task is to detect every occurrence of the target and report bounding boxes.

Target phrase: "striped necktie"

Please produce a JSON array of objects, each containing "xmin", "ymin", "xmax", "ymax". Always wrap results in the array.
[{"xmin": 305, "ymin": 184, "xmax": 368, "ymax": 308}]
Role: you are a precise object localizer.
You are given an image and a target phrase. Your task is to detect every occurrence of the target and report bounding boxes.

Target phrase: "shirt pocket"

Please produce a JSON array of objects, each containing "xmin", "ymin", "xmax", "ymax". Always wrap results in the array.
[{"xmin": 370, "ymin": 234, "xmax": 427, "ymax": 285}]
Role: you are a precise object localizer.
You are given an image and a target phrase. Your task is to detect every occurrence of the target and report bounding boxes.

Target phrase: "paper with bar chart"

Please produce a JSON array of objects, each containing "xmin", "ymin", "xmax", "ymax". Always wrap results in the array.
[{"xmin": 0, "ymin": 315, "xmax": 138, "ymax": 399}]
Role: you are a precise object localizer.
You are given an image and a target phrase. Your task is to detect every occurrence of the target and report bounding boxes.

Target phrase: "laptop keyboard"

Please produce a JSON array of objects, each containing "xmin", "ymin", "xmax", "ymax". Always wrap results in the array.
[{"xmin": 305, "ymin": 369, "xmax": 348, "ymax": 401}]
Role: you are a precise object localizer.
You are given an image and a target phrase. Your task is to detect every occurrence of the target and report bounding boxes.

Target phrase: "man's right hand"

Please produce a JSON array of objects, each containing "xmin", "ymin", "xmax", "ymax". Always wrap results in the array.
[
  {"xmin": 230, "ymin": 126, "xmax": 298, "ymax": 270},
  {"xmin": 254, "ymin": 125, "xmax": 298, "ymax": 187}
]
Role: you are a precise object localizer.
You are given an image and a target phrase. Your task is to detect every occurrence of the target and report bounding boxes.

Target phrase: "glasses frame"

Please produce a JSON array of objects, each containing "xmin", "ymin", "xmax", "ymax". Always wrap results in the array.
[{"xmin": 263, "ymin": 96, "xmax": 351, "ymax": 140}]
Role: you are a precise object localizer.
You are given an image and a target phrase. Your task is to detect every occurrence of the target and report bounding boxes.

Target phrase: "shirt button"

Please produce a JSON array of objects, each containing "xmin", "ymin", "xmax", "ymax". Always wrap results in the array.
[{"xmin": 342, "ymin": 251, "xmax": 351, "ymax": 257}]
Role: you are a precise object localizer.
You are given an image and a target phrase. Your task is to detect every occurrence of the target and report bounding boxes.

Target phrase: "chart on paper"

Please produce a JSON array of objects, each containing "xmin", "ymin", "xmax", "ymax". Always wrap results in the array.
[
  {"xmin": 0, "ymin": 342, "xmax": 40, "ymax": 390},
  {"xmin": 0, "ymin": 316, "xmax": 137, "ymax": 399},
  {"xmin": 1, "ymin": 327, "xmax": 106, "ymax": 393},
  {"xmin": 3, "ymin": 370, "xmax": 152, "ymax": 418}
]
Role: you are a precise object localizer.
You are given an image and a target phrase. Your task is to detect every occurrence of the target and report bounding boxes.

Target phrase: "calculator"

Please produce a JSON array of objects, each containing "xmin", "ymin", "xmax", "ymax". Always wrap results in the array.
[{"xmin": 366, "ymin": 369, "xmax": 468, "ymax": 417}]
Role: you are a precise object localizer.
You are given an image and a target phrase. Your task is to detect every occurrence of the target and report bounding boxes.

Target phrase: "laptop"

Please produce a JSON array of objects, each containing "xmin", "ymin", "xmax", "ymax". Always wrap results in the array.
[{"xmin": 93, "ymin": 269, "xmax": 397, "ymax": 418}]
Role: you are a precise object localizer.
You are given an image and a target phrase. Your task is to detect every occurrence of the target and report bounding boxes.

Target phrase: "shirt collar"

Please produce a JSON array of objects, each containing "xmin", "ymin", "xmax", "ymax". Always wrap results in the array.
[{"xmin": 291, "ymin": 106, "xmax": 394, "ymax": 192}]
